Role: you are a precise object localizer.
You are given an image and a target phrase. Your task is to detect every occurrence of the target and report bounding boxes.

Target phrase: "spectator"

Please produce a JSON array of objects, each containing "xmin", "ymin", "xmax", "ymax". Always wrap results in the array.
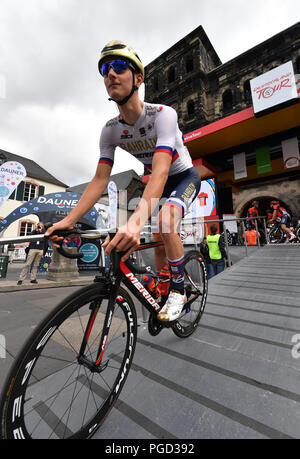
[
  {"xmin": 17, "ymin": 222, "xmax": 45, "ymax": 285},
  {"xmin": 246, "ymin": 201, "xmax": 260, "ymax": 231},
  {"xmin": 7, "ymin": 243, "xmax": 15, "ymax": 263},
  {"xmin": 206, "ymin": 224, "xmax": 228, "ymax": 277},
  {"xmin": 199, "ymin": 237, "xmax": 213, "ymax": 279}
]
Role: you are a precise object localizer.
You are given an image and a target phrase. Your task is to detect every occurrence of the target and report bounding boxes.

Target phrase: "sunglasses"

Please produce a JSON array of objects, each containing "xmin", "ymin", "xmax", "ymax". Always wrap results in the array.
[{"xmin": 100, "ymin": 59, "xmax": 133, "ymax": 77}]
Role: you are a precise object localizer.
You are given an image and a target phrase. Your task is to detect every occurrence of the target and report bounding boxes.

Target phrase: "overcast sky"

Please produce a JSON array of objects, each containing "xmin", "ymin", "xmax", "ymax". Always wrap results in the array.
[{"xmin": 0, "ymin": 0, "xmax": 299, "ymax": 187}]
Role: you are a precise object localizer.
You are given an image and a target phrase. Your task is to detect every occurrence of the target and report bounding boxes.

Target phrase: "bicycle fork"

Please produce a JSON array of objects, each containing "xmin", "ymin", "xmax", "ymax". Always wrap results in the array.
[{"xmin": 77, "ymin": 279, "xmax": 121, "ymax": 374}]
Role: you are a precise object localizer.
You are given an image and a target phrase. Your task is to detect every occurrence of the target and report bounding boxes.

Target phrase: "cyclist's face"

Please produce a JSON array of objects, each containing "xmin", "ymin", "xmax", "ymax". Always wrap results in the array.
[
  {"xmin": 104, "ymin": 64, "xmax": 133, "ymax": 99},
  {"xmin": 103, "ymin": 60, "xmax": 143, "ymax": 101}
]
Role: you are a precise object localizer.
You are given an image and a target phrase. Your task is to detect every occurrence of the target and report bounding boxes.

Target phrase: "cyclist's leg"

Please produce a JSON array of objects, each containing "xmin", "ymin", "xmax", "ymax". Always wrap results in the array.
[
  {"xmin": 30, "ymin": 250, "xmax": 43, "ymax": 280},
  {"xmin": 158, "ymin": 204, "xmax": 184, "ymax": 261},
  {"xmin": 281, "ymin": 216, "xmax": 295, "ymax": 239},
  {"xmin": 159, "ymin": 204, "xmax": 185, "ymax": 293},
  {"xmin": 153, "ymin": 233, "xmax": 168, "ymax": 271},
  {"xmin": 156, "ymin": 169, "xmax": 201, "ymax": 322},
  {"xmin": 19, "ymin": 250, "xmax": 35, "ymax": 281}
]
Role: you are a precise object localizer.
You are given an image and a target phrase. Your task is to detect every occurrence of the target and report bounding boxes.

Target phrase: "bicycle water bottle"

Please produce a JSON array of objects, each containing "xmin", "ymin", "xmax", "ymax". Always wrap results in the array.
[
  {"xmin": 157, "ymin": 265, "xmax": 171, "ymax": 297},
  {"xmin": 141, "ymin": 275, "xmax": 160, "ymax": 299}
]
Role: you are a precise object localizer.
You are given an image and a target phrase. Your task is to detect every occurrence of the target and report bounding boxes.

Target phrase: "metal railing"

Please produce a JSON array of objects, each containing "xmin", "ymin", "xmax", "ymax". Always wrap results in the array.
[
  {"xmin": 180, "ymin": 216, "xmax": 269, "ymax": 267},
  {"xmin": 141, "ymin": 216, "xmax": 269, "ymax": 268}
]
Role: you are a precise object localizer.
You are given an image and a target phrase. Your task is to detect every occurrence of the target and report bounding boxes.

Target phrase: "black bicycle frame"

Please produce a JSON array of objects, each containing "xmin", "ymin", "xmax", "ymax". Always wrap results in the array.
[
  {"xmin": 77, "ymin": 241, "xmax": 163, "ymax": 372},
  {"xmin": 77, "ymin": 239, "xmax": 201, "ymax": 371},
  {"xmin": 120, "ymin": 243, "xmax": 202, "ymax": 320}
]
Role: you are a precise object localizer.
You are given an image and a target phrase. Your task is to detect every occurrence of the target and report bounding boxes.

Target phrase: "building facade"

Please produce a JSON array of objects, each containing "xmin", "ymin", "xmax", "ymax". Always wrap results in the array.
[
  {"xmin": 145, "ymin": 22, "xmax": 300, "ymax": 221},
  {"xmin": 68, "ymin": 170, "xmax": 145, "ymax": 228},
  {"xmin": 0, "ymin": 149, "xmax": 67, "ymax": 239}
]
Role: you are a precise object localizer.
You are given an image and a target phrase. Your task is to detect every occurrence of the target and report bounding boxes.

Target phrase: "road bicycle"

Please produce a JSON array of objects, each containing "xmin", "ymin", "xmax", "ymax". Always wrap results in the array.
[
  {"xmin": 267, "ymin": 219, "xmax": 300, "ymax": 244},
  {"xmin": 267, "ymin": 220, "xmax": 285, "ymax": 243},
  {"xmin": 0, "ymin": 228, "xmax": 208, "ymax": 439}
]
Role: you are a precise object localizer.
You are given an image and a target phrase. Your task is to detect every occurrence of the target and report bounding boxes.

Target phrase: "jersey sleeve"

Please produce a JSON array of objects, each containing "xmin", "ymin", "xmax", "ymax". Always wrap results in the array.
[
  {"xmin": 99, "ymin": 124, "xmax": 116, "ymax": 168},
  {"xmin": 154, "ymin": 106, "xmax": 179, "ymax": 163}
]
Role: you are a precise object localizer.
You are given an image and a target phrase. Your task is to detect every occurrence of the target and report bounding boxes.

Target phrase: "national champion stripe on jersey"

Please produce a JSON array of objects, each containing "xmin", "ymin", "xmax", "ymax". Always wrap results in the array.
[
  {"xmin": 155, "ymin": 146, "xmax": 173, "ymax": 157},
  {"xmin": 99, "ymin": 157, "xmax": 114, "ymax": 167}
]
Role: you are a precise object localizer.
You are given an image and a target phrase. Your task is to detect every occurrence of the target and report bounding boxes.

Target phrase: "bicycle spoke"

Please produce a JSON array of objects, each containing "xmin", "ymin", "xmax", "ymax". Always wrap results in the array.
[
  {"xmin": 29, "ymin": 363, "xmax": 80, "ymax": 438},
  {"xmin": 1, "ymin": 282, "xmax": 137, "ymax": 439}
]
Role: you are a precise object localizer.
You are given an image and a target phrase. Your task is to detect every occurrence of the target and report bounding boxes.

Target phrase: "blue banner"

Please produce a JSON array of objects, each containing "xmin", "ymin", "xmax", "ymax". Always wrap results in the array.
[{"xmin": 0, "ymin": 192, "xmax": 104, "ymax": 234}]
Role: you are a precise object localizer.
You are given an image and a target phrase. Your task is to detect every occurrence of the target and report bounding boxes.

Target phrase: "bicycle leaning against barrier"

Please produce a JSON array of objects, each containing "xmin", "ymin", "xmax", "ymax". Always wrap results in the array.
[{"xmin": 0, "ymin": 226, "xmax": 208, "ymax": 439}]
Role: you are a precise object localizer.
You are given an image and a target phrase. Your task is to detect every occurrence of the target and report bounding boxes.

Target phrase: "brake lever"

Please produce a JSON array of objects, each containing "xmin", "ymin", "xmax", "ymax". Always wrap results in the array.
[{"xmin": 43, "ymin": 222, "xmax": 84, "ymax": 259}]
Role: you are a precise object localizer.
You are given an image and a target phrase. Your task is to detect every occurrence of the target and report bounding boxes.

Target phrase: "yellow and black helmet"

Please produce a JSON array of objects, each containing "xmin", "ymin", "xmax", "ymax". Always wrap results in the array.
[{"xmin": 98, "ymin": 40, "xmax": 144, "ymax": 78}]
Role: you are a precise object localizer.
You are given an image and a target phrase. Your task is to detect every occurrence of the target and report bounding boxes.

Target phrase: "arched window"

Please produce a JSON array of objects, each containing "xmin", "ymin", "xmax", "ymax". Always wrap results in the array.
[
  {"xmin": 168, "ymin": 66, "xmax": 176, "ymax": 84},
  {"xmin": 243, "ymin": 80, "xmax": 251, "ymax": 102},
  {"xmin": 223, "ymin": 89, "xmax": 233, "ymax": 112},
  {"xmin": 186, "ymin": 57, "xmax": 194, "ymax": 73},
  {"xmin": 187, "ymin": 100, "xmax": 195, "ymax": 117}
]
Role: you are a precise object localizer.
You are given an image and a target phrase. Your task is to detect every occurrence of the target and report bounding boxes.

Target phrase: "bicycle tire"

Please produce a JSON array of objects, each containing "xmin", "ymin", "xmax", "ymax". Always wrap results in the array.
[
  {"xmin": 269, "ymin": 226, "xmax": 284, "ymax": 243},
  {"xmin": 0, "ymin": 283, "xmax": 137, "ymax": 439},
  {"xmin": 172, "ymin": 250, "xmax": 208, "ymax": 338}
]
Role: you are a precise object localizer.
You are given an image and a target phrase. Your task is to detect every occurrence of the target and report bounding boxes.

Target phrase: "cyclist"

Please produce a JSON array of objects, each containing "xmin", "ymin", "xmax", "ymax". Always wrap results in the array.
[
  {"xmin": 269, "ymin": 200, "xmax": 296, "ymax": 242},
  {"xmin": 45, "ymin": 40, "xmax": 201, "ymax": 322},
  {"xmin": 245, "ymin": 200, "xmax": 260, "ymax": 230}
]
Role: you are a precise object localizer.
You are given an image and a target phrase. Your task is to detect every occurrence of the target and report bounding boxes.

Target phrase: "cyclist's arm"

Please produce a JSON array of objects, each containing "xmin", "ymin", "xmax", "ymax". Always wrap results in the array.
[
  {"xmin": 270, "ymin": 209, "xmax": 277, "ymax": 222},
  {"xmin": 45, "ymin": 163, "xmax": 111, "ymax": 240},
  {"xmin": 46, "ymin": 124, "xmax": 115, "ymax": 241},
  {"xmin": 103, "ymin": 106, "xmax": 177, "ymax": 260},
  {"xmin": 65, "ymin": 163, "xmax": 111, "ymax": 225},
  {"xmin": 103, "ymin": 153, "xmax": 171, "ymax": 260}
]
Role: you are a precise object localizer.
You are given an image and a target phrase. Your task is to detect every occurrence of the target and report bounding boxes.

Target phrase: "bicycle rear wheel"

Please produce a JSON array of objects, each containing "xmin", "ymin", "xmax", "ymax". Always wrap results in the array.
[
  {"xmin": 172, "ymin": 250, "xmax": 208, "ymax": 338},
  {"xmin": 0, "ymin": 283, "xmax": 137, "ymax": 439}
]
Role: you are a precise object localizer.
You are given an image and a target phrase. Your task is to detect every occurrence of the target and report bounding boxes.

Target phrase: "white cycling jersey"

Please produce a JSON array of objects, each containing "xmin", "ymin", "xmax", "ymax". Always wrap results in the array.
[{"xmin": 99, "ymin": 102, "xmax": 193, "ymax": 176}]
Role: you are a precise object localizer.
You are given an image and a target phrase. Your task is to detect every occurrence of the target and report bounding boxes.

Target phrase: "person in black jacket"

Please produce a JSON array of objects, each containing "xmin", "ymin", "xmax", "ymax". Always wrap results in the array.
[
  {"xmin": 199, "ymin": 237, "xmax": 213, "ymax": 279},
  {"xmin": 17, "ymin": 223, "xmax": 45, "ymax": 285}
]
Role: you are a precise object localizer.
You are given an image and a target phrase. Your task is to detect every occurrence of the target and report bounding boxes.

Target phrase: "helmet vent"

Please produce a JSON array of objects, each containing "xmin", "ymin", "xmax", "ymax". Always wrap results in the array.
[{"xmin": 102, "ymin": 44, "xmax": 126, "ymax": 52}]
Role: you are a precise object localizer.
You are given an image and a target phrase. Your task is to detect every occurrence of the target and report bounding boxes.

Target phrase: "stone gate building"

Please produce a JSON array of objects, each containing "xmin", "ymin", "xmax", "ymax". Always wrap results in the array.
[{"xmin": 144, "ymin": 22, "xmax": 300, "ymax": 220}]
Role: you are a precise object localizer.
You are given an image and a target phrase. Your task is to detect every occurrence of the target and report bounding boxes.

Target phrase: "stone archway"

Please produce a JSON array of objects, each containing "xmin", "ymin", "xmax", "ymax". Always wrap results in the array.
[
  {"xmin": 233, "ymin": 179, "xmax": 300, "ymax": 219},
  {"xmin": 235, "ymin": 191, "xmax": 279, "ymax": 218}
]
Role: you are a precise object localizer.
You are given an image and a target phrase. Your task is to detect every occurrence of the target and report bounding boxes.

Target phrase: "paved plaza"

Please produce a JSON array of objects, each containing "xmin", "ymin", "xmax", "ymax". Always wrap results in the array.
[{"xmin": 0, "ymin": 245, "xmax": 299, "ymax": 439}]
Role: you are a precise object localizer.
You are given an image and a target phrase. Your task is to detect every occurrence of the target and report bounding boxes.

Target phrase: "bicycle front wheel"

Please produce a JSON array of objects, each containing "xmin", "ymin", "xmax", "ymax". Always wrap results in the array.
[
  {"xmin": 269, "ymin": 226, "xmax": 284, "ymax": 243},
  {"xmin": 0, "ymin": 283, "xmax": 137, "ymax": 439},
  {"xmin": 172, "ymin": 250, "xmax": 208, "ymax": 338}
]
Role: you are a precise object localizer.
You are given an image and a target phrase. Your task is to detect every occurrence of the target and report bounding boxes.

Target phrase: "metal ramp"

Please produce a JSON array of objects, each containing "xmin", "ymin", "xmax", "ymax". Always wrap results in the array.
[{"xmin": 94, "ymin": 245, "xmax": 300, "ymax": 439}]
